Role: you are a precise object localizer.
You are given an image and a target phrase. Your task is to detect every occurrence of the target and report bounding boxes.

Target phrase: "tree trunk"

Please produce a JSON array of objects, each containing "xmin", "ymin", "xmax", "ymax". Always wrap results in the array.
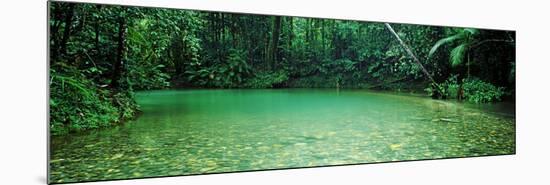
[
  {"xmin": 321, "ymin": 20, "xmax": 326, "ymax": 51},
  {"xmin": 220, "ymin": 13, "xmax": 225, "ymax": 42},
  {"xmin": 56, "ymin": 3, "xmax": 75, "ymax": 60},
  {"xmin": 270, "ymin": 16, "xmax": 282, "ymax": 70},
  {"xmin": 230, "ymin": 15, "xmax": 238, "ymax": 48},
  {"xmin": 94, "ymin": 5, "xmax": 102, "ymax": 55},
  {"xmin": 384, "ymin": 23, "xmax": 442, "ymax": 91},
  {"xmin": 287, "ymin": 17, "xmax": 293, "ymax": 63},
  {"xmin": 288, "ymin": 17, "xmax": 293, "ymax": 48},
  {"xmin": 467, "ymin": 52, "xmax": 471, "ymax": 78},
  {"xmin": 49, "ymin": 3, "xmax": 63, "ymax": 56},
  {"xmin": 111, "ymin": 16, "xmax": 126, "ymax": 88},
  {"xmin": 264, "ymin": 27, "xmax": 270, "ymax": 70},
  {"xmin": 306, "ymin": 19, "xmax": 311, "ymax": 44}
]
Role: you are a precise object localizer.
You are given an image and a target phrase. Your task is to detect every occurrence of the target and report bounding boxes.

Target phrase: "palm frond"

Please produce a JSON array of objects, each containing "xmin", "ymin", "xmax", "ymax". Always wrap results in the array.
[
  {"xmin": 450, "ymin": 43, "xmax": 468, "ymax": 67},
  {"xmin": 428, "ymin": 34, "xmax": 460, "ymax": 58},
  {"xmin": 463, "ymin": 28, "xmax": 479, "ymax": 36}
]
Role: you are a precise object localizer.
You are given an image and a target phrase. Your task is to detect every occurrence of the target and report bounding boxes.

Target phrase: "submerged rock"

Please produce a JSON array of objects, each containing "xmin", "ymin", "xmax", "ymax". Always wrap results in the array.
[
  {"xmin": 294, "ymin": 143, "xmax": 307, "ymax": 146},
  {"xmin": 110, "ymin": 153, "xmax": 124, "ymax": 160},
  {"xmin": 258, "ymin": 146, "xmax": 270, "ymax": 151},
  {"xmin": 440, "ymin": 118, "xmax": 459, "ymax": 123},
  {"xmin": 50, "ymin": 159, "xmax": 65, "ymax": 163},
  {"xmin": 431, "ymin": 118, "xmax": 459, "ymax": 123},
  {"xmin": 389, "ymin": 144, "xmax": 402, "ymax": 150}
]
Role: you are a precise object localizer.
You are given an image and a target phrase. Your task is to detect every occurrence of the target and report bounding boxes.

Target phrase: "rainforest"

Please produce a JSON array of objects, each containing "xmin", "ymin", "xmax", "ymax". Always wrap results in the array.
[{"xmin": 49, "ymin": 1, "xmax": 515, "ymax": 183}]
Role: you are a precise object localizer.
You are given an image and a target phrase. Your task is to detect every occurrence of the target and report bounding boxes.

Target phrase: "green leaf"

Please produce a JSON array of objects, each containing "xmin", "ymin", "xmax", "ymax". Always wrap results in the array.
[
  {"xmin": 428, "ymin": 34, "xmax": 460, "ymax": 58},
  {"xmin": 463, "ymin": 28, "xmax": 479, "ymax": 36},
  {"xmin": 450, "ymin": 43, "xmax": 468, "ymax": 67}
]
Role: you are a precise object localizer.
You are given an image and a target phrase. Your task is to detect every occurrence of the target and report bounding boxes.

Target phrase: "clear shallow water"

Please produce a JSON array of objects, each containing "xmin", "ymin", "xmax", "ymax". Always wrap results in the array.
[{"xmin": 50, "ymin": 89, "xmax": 515, "ymax": 183}]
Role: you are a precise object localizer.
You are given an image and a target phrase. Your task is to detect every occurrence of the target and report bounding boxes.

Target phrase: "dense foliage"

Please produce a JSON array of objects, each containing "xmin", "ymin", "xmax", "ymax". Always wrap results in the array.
[
  {"xmin": 49, "ymin": 2, "xmax": 515, "ymax": 135},
  {"xmin": 462, "ymin": 78, "xmax": 506, "ymax": 103}
]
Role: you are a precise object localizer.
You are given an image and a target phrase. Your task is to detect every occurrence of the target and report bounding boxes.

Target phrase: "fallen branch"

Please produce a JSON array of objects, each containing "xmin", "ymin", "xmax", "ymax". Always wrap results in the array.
[{"xmin": 384, "ymin": 23, "xmax": 443, "ymax": 93}]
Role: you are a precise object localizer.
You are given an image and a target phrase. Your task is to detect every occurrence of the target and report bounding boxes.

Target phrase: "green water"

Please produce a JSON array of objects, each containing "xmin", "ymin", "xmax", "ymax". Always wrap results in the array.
[{"xmin": 50, "ymin": 89, "xmax": 515, "ymax": 183}]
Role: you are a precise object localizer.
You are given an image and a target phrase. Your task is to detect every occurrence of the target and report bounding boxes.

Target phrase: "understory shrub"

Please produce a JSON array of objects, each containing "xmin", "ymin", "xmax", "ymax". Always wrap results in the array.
[
  {"xmin": 50, "ymin": 67, "xmax": 139, "ymax": 135},
  {"xmin": 462, "ymin": 78, "xmax": 505, "ymax": 103},
  {"xmin": 185, "ymin": 49, "xmax": 251, "ymax": 88},
  {"xmin": 128, "ymin": 63, "xmax": 171, "ymax": 90},
  {"xmin": 244, "ymin": 70, "xmax": 289, "ymax": 88},
  {"xmin": 425, "ymin": 75, "xmax": 505, "ymax": 103}
]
